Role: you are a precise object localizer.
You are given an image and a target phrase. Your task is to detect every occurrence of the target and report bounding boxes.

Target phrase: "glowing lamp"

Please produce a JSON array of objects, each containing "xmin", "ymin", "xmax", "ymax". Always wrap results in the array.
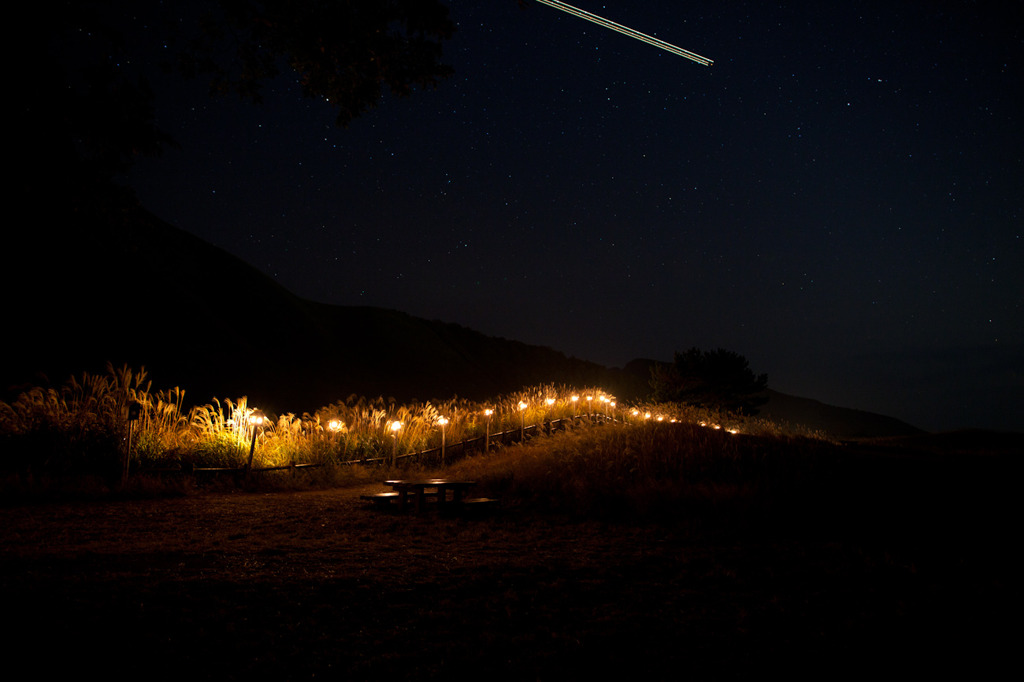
[
  {"xmin": 388, "ymin": 420, "xmax": 402, "ymax": 466},
  {"xmin": 437, "ymin": 416, "xmax": 449, "ymax": 465},
  {"xmin": 484, "ymin": 408, "xmax": 494, "ymax": 451},
  {"xmin": 245, "ymin": 409, "xmax": 266, "ymax": 472}
]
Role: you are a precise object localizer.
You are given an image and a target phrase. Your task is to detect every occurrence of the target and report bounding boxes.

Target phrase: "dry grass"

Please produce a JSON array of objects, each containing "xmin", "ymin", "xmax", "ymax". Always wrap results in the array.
[
  {"xmin": 1, "ymin": 429, "xmax": 1017, "ymax": 680},
  {"xmin": 444, "ymin": 420, "xmax": 842, "ymax": 528},
  {"xmin": 2, "ymin": 365, "xmax": 833, "ymax": 500},
  {"xmin": 1, "ymin": 367, "xmax": 1018, "ymax": 679},
  {"xmin": 0, "ymin": 366, "xmax": 638, "ymax": 481}
]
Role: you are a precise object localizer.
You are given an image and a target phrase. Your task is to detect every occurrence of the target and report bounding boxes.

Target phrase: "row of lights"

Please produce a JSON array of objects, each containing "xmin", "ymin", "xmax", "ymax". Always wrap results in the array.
[
  {"xmin": 245, "ymin": 391, "xmax": 741, "ymax": 468},
  {"xmin": 628, "ymin": 409, "xmax": 740, "ymax": 434},
  {"xmin": 318, "ymin": 394, "xmax": 618, "ymax": 464}
]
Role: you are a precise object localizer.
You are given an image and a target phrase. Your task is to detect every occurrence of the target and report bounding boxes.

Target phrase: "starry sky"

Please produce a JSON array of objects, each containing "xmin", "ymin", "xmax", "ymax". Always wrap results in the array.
[{"xmin": 119, "ymin": 1, "xmax": 1022, "ymax": 432}]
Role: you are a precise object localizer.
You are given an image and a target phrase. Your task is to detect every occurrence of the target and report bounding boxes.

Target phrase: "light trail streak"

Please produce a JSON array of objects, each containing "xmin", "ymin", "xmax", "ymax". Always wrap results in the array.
[{"xmin": 534, "ymin": 0, "xmax": 713, "ymax": 66}]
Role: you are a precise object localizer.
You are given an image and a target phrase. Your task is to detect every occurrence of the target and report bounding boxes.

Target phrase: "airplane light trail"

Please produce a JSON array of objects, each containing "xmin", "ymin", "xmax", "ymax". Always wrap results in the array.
[{"xmin": 534, "ymin": 0, "xmax": 713, "ymax": 66}]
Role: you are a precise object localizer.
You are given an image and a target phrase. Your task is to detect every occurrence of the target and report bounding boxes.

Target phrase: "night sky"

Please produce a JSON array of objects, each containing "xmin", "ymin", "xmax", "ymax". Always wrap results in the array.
[{"xmin": 119, "ymin": 1, "xmax": 1022, "ymax": 432}]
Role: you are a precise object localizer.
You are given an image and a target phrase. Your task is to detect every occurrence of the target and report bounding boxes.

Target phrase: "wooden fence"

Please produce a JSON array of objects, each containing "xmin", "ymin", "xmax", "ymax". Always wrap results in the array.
[{"xmin": 150, "ymin": 414, "xmax": 617, "ymax": 480}]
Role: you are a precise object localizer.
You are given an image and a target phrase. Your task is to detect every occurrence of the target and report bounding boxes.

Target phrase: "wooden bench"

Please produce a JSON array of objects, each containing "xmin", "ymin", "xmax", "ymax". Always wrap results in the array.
[
  {"xmin": 360, "ymin": 492, "xmax": 402, "ymax": 509},
  {"xmin": 361, "ymin": 489, "xmax": 443, "ymax": 511},
  {"xmin": 451, "ymin": 497, "xmax": 500, "ymax": 515},
  {"xmin": 363, "ymin": 482, "xmax": 496, "ymax": 514}
]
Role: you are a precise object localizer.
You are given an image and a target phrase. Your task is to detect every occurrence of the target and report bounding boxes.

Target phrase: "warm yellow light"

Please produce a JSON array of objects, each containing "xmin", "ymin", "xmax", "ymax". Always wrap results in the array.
[
  {"xmin": 586, "ymin": 396, "xmax": 593, "ymax": 402},
  {"xmin": 437, "ymin": 416, "xmax": 449, "ymax": 426},
  {"xmin": 644, "ymin": 412, "xmax": 651, "ymax": 419},
  {"xmin": 248, "ymin": 413, "xmax": 264, "ymax": 426},
  {"xmin": 484, "ymin": 408, "xmax": 493, "ymax": 416},
  {"xmin": 389, "ymin": 420, "xmax": 402, "ymax": 432},
  {"xmin": 518, "ymin": 401, "xmax": 528, "ymax": 411},
  {"xmin": 728, "ymin": 428, "xmax": 739, "ymax": 434},
  {"xmin": 656, "ymin": 415, "xmax": 664, "ymax": 422},
  {"xmin": 631, "ymin": 409, "xmax": 639, "ymax": 416},
  {"xmin": 545, "ymin": 398, "xmax": 555, "ymax": 406},
  {"xmin": 328, "ymin": 419, "xmax": 343, "ymax": 432},
  {"xmin": 571, "ymin": 395, "xmax": 579, "ymax": 402}
]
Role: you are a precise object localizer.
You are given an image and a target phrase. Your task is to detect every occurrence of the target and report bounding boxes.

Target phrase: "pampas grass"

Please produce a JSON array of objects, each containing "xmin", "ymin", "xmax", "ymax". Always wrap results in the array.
[
  {"xmin": 443, "ymin": 419, "xmax": 838, "ymax": 523},
  {"xmin": 0, "ymin": 365, "xmax": 830, "ymax": 501}
]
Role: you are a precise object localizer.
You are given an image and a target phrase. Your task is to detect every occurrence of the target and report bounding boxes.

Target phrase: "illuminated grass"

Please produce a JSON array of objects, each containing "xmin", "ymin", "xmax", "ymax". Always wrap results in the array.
[
  {"xmin": 443, "ymin": 420, "xmax": 835, "ymax": 522},
  {"xmin": 0, "ymin": 365, "xmax": 828, "ymax": 498}
]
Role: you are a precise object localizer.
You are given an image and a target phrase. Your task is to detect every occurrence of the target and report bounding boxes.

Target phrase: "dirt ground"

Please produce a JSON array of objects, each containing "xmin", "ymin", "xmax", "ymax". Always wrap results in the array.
[{"xmin": 0, "ymin": 473, "xmax": 1017, "ymax": 681}]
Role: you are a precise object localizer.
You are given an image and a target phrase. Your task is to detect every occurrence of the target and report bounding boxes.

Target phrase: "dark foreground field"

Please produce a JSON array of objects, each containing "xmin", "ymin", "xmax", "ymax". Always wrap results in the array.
[{"xmin": 1, "ymin": 438, "xmax": 1019, "ymax": 680}]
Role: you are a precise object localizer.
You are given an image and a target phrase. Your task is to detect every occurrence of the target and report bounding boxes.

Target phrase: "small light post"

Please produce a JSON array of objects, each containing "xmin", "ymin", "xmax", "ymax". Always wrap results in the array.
[
  {"xmin": 123, "ymin": 400, "xmax": 142, "ymax": 486},
  {"xmin": 545, "ymin": 397, "xmax": 555, "ymax": 434},
  {"xmin": 518, "ymin": 400, "xmax": 528, "ymax": 443},
  {"xmin": 484, "ymin": 408, "xmax": 493, "ymax": 452},
  {"xmin": 437, "ymin": 416, "xmax": 449, "ymax": 466},
  {"xmin": 328, "ymin": 419, "xmax": 346, "ymax": 458},
  {"xmin": 571, "ymin": 395, "xmax": 579, "ymax": 419},
  {"xmin": 245, "ymin": 409, "xmax": 266, "ymax": 473},
  {"xmin": 388, "ymin": 420, "xmax": 402, "ymax": 467}
]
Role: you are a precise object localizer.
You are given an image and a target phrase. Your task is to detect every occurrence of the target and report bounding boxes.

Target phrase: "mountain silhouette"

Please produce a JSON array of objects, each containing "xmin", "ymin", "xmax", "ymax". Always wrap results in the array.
[
  {"xmin": 3, "ymin": 187, "xmax": 921, "ymax": 437},
  {"xmin": 3, "ymin": 189, "xmax": 644, "ymax": 414}
]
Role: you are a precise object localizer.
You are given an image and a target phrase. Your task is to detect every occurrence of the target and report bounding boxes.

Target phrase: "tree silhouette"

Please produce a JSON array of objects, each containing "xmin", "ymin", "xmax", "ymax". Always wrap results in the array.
[
  {"xmin": 16, "ymin": 0, "xmax": 455, "ymax": 198},
  {"xmin": 650, "ymin": 348, "xmax": 768, "ymax": 415},
  {"xmin": 174, "ymin": 0, "xmax": 455, "ymax": 127}
]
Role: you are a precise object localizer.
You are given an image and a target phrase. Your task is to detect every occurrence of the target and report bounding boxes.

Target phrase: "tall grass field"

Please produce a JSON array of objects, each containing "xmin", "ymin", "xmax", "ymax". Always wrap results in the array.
[{"xmin": 0, "ymin": 363, "xmax": 836, "ymax": 498}]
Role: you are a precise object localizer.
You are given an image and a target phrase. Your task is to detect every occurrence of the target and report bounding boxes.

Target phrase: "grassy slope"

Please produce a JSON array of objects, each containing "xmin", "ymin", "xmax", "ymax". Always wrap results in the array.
[
  {"xmin": 4, "ymin": 192, "xmax": 643, "ymax": 414},
  {"xmin": 4, "ymin": 422, "xmax": 1017, "ymax": 678}
]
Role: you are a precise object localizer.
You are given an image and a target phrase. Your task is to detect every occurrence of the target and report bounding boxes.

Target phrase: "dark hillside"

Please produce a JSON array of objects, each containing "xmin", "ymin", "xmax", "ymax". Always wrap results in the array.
[
  {"xmin": 3, "ymin": 189, "xmax": 926, "ymax": 436},
  {"xmin": 621, "ymin": 359, "xmax": 923, "ymax": 439},
  {"xmin": 3, "ymin": 192, "xmax": 644, "ymax": 413},
  {"xmin": 759, "ymin": 389, "xmax": 925, "ymax": 439}
]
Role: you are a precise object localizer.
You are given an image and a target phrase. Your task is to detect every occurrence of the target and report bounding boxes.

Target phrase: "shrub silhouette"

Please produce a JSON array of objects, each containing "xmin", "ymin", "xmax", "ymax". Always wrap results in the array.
[{"xmin": 649, "ymin": 348, "xmax": 768, "ymax": 416}]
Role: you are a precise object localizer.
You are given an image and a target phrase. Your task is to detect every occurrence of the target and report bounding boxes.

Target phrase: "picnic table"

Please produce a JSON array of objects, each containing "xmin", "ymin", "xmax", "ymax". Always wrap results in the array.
[{"xmin": 380, "ymin": 479, "xmax": 477, "ymax": 513}]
